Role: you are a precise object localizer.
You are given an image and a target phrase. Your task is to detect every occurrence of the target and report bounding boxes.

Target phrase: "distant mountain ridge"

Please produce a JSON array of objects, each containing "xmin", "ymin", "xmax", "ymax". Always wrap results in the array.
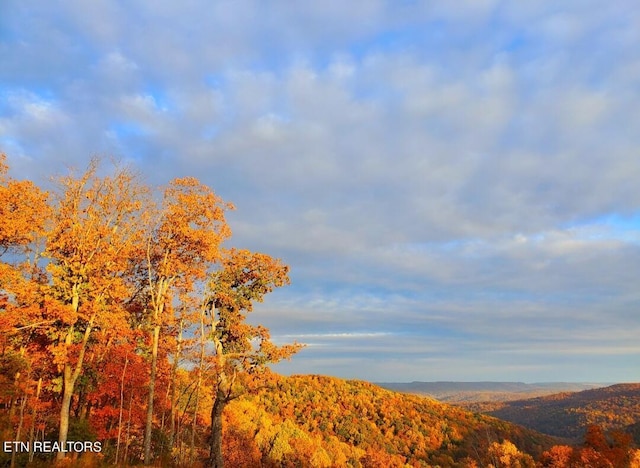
[{"xmin": 376, "ymin": 381, "xmax": 607, "ymax": 403}]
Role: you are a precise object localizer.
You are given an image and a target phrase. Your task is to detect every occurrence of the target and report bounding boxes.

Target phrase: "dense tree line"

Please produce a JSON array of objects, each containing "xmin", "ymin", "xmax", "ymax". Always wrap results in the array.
[
  {"xmin": 0, "ymin": 155, "xmax": 301, "ymax": 467},
  {"xmin": 217, "ymin": 374, "xmax": 640, "ymax": 467},
  {"xmin": 223, "ymin": 374, "xmax": 554, "ymax": 467}
]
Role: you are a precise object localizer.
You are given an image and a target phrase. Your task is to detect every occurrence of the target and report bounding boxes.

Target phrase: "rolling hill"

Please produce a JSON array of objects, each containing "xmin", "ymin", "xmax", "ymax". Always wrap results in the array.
[
  {"xmin": 223, "ymin": 374, "xmax": 560, "ymax": 467},
  {"xmin": 466, "ymin": 383, "xmax": 640, "ymax": 441}
]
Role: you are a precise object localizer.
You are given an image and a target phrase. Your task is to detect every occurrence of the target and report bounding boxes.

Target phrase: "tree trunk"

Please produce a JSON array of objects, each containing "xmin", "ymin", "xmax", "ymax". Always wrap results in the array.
[
  {"xmin": 143, "ymin": 322, "xmax": 161, "ymax": 464},
  {"xmin": 115, "ymin": 354, "xmax": 128, "ymax": 465},
  {"xmin": 79, "ymin": 400, "xmax": 91, "ymax": 420},
  {"xmin": 124, "ymin": 390, "xmax": 133, "ymax": 465},
  {"xmin": 209, "ymin": 311, "xmax": 230, "ymax": 468},
  {"xmin": 57, "ymin": 291, "xmax": 78, "ymax": 460},
  {"xmin": 10, "ymin": 391, "xmax": 27, "ymax": 468},
  {"xmin": 190, "ymin": 382, "xmax": 200, "ymax": 462},
  {"xmin": 190, "ymin": 305, "xmax": 206, "ymax": 462},
  {"xmin": 28, "ymin": 377, "xmax": 42, "ymax": 463},
  {"xmin": 168, "ymin": 318, "xmax": 183, "ymax": 451},
  {"xmin": 143, "ymin": 259, "xmax": 170, "ymax": 465},
  {"xmin": 209, "ymin": 389, "xmax": 226, "ymax": 468},
  {"xmin": 74, "ymin": 391, "xmax": 85, "ymax": 418},
  {"xmin": 57, "ymin": 369, "xmax": 75, "ymax": 461},
  {"xmin": 57, "ymin": 314, "xmax": 94, "ymax": 461}
]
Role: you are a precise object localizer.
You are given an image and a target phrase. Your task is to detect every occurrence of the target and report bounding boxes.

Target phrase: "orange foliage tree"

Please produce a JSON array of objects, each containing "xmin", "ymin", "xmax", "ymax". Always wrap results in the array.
[
  {"xmin": 139, "ymin": 177, "xmax": 232, "ymax": 464},
  {"xmin": 45, "ymin": 159, "xmax": 147, "ymax": 460},
  {"xmin": 202, "ymin": 248, "xmax": 303, "ymax": 468},
  {"xmin": 540, "ymin": 424, "xmax": 638, "ymax": 468}
]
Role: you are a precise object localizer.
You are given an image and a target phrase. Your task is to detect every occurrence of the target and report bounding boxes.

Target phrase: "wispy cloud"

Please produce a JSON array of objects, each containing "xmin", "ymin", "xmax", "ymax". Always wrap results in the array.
[{"xmin": 280, "ymin": 332, "xmax": 394, "ymax": 339}]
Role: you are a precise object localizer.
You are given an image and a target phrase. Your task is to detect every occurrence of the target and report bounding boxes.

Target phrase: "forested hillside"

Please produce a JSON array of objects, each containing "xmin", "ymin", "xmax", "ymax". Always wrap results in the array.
[
  {"xmin": 472, "ymin": 383, "xmax": 640, "ymax": 440},
  {"xmin": 220, "ymin": 373, "xmax": 558, "ymax": 467},
  {"xmin": 221, "ymin": 375, "xmax": 640, "ymax": 468}
]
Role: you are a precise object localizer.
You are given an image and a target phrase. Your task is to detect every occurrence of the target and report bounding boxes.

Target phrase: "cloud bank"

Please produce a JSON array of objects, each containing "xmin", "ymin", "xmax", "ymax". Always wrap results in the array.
[{"xmin": 2, "ymin": 0, "xmax": 639, "ymax": 382}]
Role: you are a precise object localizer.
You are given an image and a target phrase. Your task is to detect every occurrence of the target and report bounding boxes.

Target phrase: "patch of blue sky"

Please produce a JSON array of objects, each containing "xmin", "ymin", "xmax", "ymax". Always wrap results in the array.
[
  {"xmin": 0, "ymin": 86, "xmax": 56, "ymax": 117},
  {"xmin": 108, "ymin": 121, "xmax": 148, "ymax": 139},
  {"xmin": 501, "ymin": 33, "xmax": 528, "ymax": 53},
  {"xmin": 0, "ymin": 136, "xmax": 23, "ymax": 154},
  {"xmin": 596, "ymin": 213, "xmax": 640, "ymax": 230},
  {"xmin": 346, "ymin": 22, "xmax": 448, "ymax": 60},
  {"xmin": 203, "ymin": 73, "xmax": 227, "ymax": 90},
  {"xmin": 563, "ymin": 213, "xmax": 640, "ymax": 243},
  {"xmin": 0, "ymin": 95, "xmax": 12, "ymax": 116},
  {"xmin": 0, "ymin": 17, "xmax": 19, "ymax": 42},
  {"xmin": 141, "ymin": 85, "xmax": 172, "ymax": 112},
  {"xmin": 0, "ymin": 84, "xmax": 55, "ymax": 100}
]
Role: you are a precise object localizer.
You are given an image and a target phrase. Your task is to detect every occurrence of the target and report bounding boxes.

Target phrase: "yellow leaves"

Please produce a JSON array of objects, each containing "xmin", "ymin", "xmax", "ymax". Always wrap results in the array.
[
  {"xmin": 0, "ymin": 156, "xmax": 49, "ymax": 254},
  {"xmin": 487, "ymin": 440, "xmax": 536, "ymax": 468},
  {"xmin": 159, "ymin": 178, "xmax": 232, "ymax": 257},
  {"xmin": 47, "ymin": 160, "xmax": 147, "ymax": 306},
  {"xmin": 247, "ymin": 411, "xmax": 333, "ymax": 467},
  {"xmin": 48, "ymin": 337, "xmax": 85, "ymax": 371},
  {"xmin": 209, "ymin": 248, "xmax": 290, "ymax": 313},
  {"xmin": 257, "ymin": 336, "xmax": 305, "ymax": 365},
  {"xmin": 144, "ymin": 177, "xmax": 233, "ymax": 311},
  {"xmin": 45, "ymin": 297, "xmax": 78, "ymax": 326},
  {"xmin": 205, "ymin": 246, "xmax": 298, "ymax": 386}
]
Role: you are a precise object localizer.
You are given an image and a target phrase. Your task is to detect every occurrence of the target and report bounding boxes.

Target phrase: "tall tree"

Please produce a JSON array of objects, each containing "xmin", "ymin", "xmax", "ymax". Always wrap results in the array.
[
  {"xmin": 0, "ymin": 153, "xmax": 51, "ymax": 468},
  {"xmin": 203, "ymin": 248, "xmax": 303, "ymax": 468},
  {"xmin": 142, "ymin": 177, "xmax": 232, "ymax": 464},
  {"xmin": 45, "ymin": 159, "xmax": 146, "ymax": 460}
]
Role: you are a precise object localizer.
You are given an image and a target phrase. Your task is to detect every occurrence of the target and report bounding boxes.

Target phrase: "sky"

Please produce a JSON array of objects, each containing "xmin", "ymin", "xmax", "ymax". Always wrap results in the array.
[{"xmin": 1, "ymin": 1, "xmax": 640, "ymax": 383}]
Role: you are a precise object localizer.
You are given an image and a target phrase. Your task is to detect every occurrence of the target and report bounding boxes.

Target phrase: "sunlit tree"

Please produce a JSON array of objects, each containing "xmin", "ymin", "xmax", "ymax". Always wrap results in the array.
[
  {"xmin": 140, "ymin": 177, "xmax": 232, "ymax": 464},
  {"xmin": 202, "ymin": 248, "xmax": 303, "ymax": 468}
]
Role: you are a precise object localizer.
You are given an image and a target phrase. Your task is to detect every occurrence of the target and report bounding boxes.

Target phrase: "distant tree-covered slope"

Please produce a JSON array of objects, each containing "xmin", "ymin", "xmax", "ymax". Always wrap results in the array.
[
  {"xmin": 475, "ymin": 383, "xmax": 640, "ymax": 440},
  {"xmin": 626, "ymin": 421, "xmax": 640, "ymax": 445},
  {"xmin": 378, "ymin": 381, "xmax": 606, "ymax": 403},
  {"xmin": 223, "ymin": 374, "xmax": 559, "ymax": 467}
]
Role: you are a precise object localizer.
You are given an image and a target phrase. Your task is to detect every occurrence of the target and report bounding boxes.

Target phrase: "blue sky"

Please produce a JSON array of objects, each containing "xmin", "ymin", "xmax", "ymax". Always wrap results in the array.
[{"xmin": 1, "ymin": 0, "xmax": 640, "ymax": 382}]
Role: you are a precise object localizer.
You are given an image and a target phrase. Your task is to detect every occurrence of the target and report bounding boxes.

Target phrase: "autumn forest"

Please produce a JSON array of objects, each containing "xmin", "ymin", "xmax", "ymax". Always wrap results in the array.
[
  {"xmin": 0, "ymin": 155, "xmax": 300, "ymax": 467},
  {"xmin": 1, "ymin": 154, "xmax": 639, "ymax": 468}
]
